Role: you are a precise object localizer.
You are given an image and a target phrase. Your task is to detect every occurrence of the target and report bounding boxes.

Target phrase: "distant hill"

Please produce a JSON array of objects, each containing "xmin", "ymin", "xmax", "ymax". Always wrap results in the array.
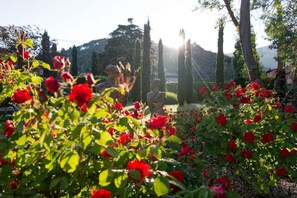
[{"xmin": 62, "ymin": 38, "xmax": 232, "ymax": 81}]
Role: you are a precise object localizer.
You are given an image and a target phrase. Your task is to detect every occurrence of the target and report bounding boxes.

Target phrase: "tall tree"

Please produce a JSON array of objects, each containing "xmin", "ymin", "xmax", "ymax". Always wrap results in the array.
[
  {"xmin": 142, "ymin": 20, "xmax": 151, "ymax": 103},
  {"xmin": 196, "ymin": 0, "xmax": 261, "ymax": 82},
  {"xmin": 131, "ymin": 39, "xmax": 141, "ymax": 101},
  {"xmin": 91, "ymin": 51, "xmax": 98, "ymax": 76},
  {"xmin": 232, "ymin": 40, "xmax": 247, "ymax": 86},
  {"xmin": 178, "ymin": 29, "xmax": 186, "ymax": 105},
  {"xmin": 38, "ymin": 31, "xmax": 51, "ymax": 77},
  {"xmin": 101, "ymin": 19, "xmax": 143, "ymax": 67},
  {"xmin": 158, "ymin": 39, "xmax": 166, "ymax": 91},
  {"xmin": 216, "ymin": 19, "xmax": 225, "ymax": 88},
  {"xmin": 185, "ymin": 39, "xmax": 193, "ymax": 103},
  {"xmin": 71, "ymin": 45, "xmax": 78, "ymax": 76}
]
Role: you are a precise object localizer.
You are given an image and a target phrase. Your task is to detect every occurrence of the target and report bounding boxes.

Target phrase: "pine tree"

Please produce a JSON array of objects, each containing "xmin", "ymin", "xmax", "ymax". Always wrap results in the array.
[
  {"xmin": 142, "ymin": 20, "xmax": 151, "ymax": 103},
  {"xmin": 185, "ymin": 39, "xmax": 193, "ymax": 103},
  {"xmin": 158, "ymin": 39, "xmax": 166, "ymax": 92},
  {"xmin": 131, "ymin": 39, "xmax": 141, "ymax": 101},
  {"xmin": 232, "ymin": 40, "xmax": 247, "ymax": 86},
  {"xmin": 216, "ymin": 19, "xmax": 225, "ymax": 88},
  {"xmin": 178, "ymin": 29, "xmax": 186, "ymax": 105},
  {"xmin": 71, "ymin": 45, "xmax": 78, "ymax": 76}
]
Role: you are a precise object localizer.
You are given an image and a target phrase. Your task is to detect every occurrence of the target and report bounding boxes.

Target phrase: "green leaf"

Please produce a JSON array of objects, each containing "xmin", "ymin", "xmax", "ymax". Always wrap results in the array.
[
  {"xmin": 31, "ymin": 76, "xmax": 43, "ymax": 85},
  {"xmin": 105, "ymin": 147, "xmax": 119, "ymax": 157},
  {"xmin": 60, "ymin": 150, "xmax": 80, "ymax": 173},
  {"xmin": 95, "ymin": 131, "xmax": 113, "ymax": 146},
  {"xmin": 99, "ymin": 169, "xmax": 113, "ymax": 186},
  {"xmin": 59, "ymin": 177, "xmax": 69, "ymax": 190},
  {"xmin": 25, "ymin": 39, "xmax": 34, "ymax": 48},
  {"xmin": 129, "ymin": 170, "xmax": 141, "ymax": 180},
  {"xmin": 32, "ymin": 60, "xmax": 40, "ymax": 67},
  {"xmin": 153, "ymin": 176, "xmax": 170, "ymax": 197},
  {"xmin": 10, "ymin": 54, "xmax": 18, "ymax": 62},
  {"xmin": 41, "ymin": 62, "xmax": 51, "ymax": 70},
  {"xmin": 50, "ymin": 177, "xmax": 62, "ymax": 190},
  {"xmin": 82, "ymin": 132, "xmax": 92, "ymax": 150},
  {"xmin": 16, "ymin": 134, "xmax": 27, "ymax": 145},
  {"xmin": 114, "ymin": 173, "xmax": 128, "ymax": 188}
]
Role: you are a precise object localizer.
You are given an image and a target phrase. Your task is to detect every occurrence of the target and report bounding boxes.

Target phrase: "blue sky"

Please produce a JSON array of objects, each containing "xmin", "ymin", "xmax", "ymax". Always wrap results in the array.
[{"xmin": 1, "ymin": 0, "xmax": 270, "ymax": 53}]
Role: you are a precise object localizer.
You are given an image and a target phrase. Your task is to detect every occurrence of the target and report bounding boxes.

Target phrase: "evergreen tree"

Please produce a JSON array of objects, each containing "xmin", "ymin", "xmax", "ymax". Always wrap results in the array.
[
  {"xmin": 185, "ymin": 39, "xmax": 193, "ymax": 103},
  {"xmin": 131, "ymin": 39, "xmax": 141, "ymax": 101},
  {"xmin": 71, "ymin": 45, "xmax": 78, "ymax": 76},
  {"xmin": 142, "ymin": 20, "xmax": 151, "ymax": 103},
  {"xmin": 38, "ymin": 31, "xmax": 51, "ymax": 77},
  {"xmin": 91, "ymin": 51, "xmax": 98, "ymax": 75},
  {"xmin": 232, "ymin": 40, "xmax": 247, "ymax": 86},
  {"xmin": 216, "ymin": 19, "xmax": 225, "ymax": 88},
  {"xmin": 158, "ymin": 39, "xmax": 166, "ymax": 92},
  {"xmin": 178, "ymin": 29, "xmax": 186, "ymax": 105}
]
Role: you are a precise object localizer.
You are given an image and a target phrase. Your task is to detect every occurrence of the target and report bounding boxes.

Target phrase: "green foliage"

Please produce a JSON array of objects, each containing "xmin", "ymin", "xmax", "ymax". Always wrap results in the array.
[
  {"xmin": 158, "ymin": 39, "xmax": 166, "ymax": 92},
  {"xmin": 178, "ymin": 29, "xmax": 186, "ymax": 105},
  {"xmin": 165, "ymin": 92, "xmax": 178, "ymax": 105},
  {"xmin": 142, "ymin": 20, "xmax": 151, "ymax": 103},
  {"xmin": 71, "ymin": 45, "xmax": 78, "ymax": 76},
  {"xmin": 174, "ymin": 80, "xmax": 297, "ymax": 195}
]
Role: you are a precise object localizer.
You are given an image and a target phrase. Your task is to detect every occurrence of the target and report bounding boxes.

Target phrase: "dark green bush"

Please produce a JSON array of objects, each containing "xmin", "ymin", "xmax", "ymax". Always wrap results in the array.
[{"xmin": 165, "ymin": 92, "xmax": 178, "ymax": 104}]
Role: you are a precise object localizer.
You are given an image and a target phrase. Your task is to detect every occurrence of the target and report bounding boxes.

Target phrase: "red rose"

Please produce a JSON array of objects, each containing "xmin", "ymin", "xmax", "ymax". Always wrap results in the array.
[
  {"xmin": 91, "ymin": 189, "xmax": 112, "ymax": 198},
  {"xmin": 52, "ymin": 56, "xmax": 65, "ymax": 69},
  {"xmin": 276, "ymin": 167, "xmax": 287, "ymax": 177},
  {"xmin": 225, "ymin": 92, "xmax": 232, "ymax": 100},
  {"xmin": 273, "ymin": 103, "xmax": 282, "ymax": 109},
  {"xmin": 241, "ymin": 96, "xmax": 250, "ymax": 104},
  {"xmin": 211, "ymin": 186, "xmax": 226, "ymax": 198},
  {"xmin": 113, "ymin": 101, "xmax": 123, "ymax": 111},
  {"xmin": 244, "ymin": 119, "xmax": 254, "ymax": 124},
  {"xmin": 167, "ymin": 125, "xmax": 176, "ymax": 135},
  {"xmin": 7, "ymin": 61, "xmax": 13, "ymax": 67},
  {"xmin": 235, "ymin": 89, "xmax": 243, "ymax": 97},
  {"xmin": 250, "ymin": 82, "xmax": 261, "ymax": 90},
  {"xmin": 253, "ymin": 113, "xmax": 262, "ymax": 122},
  {"xmin": 147, "ymin": 115, "xmax": 168, "ymax": 129},
  {"xmin": 213, "ymin": 83, "xmax": 219, "ymax": 90},
  {"xmin": 134, "ymin": 101, "xmax": 141, "ymax": 110},
  {"xmin": 101, "ymin": 150, "xmax": 112, "ymax": 158},
  {"xmin": 117, "ymin": 132, "xmax": 133, "ymax": 146},
  {"xmin": 45, "ymin": 76, "xmax": 59, "ymax": 93},
  {"xmin": 22, "ymin": 51, "xmax": 30, "ymax": 58},
  {"xmin": 86, "ymin": 73, "xmax": 95, "ymax": 86},
  {"xmin": 241, "ymin": 150, "xmax": 253, "ymax": 159},
  {"xmin": 178, "ymin": 145, "xmax": 196, "ymax": 157},
  {"xmin": 291, "ymin": 122, "xmax": 297, "ymax": 132},
  {"xmin": 216, "ymin": 114, "xmax": 227, "ymax": 126},
  {"xmin": 261, "ymin": 133, "xmax": 274, "ymax": 144},
  {"xmin": 12, "ymin": 89, "xmax": 32, "ymax": 104},
  {"xmin": 225, "ymin": 154, "xmax": 235, "ymax": 163},
  {"xmin": 127, "ymin": 160, "xmax": 151, "ymax": 182},
  {"xmin": 228, "ymin": 139, "xmax": 237, "ymax": 152},
  {"xmin": 69, "ymin": 84, "xmax": 92, "ymax": 107},
  {"xmin": 199, "ymin": 86, "xmax": 207, "ymax": 95},
  {"xmin": 243, "ymin": 131, "xmax": 255, "ymax": 143},
  {"xmin": 169, "ymin": 170, "xmax": 184, "ymax": 191},
  {"xmin": 260, "ymin": 89, "xmax": 272, "ymax": 98},
  {"xmin": 10, "ymin": 181, "xmax": 17, "ymax": 189},
  {"xmin": 216, "ymin": 176, "xmax": 231, "ymax": 190},
  {"xmin": 61, "ymin": 72, "xmax": 74, "ymax": 82},
  {"xmin": 284, "ymin": 105, "xmax": 295, "ymax": 113},
  {"xmin": 280, "ymin": 148, "xmax": 290, "ymax": 158},
  {"xmin": 4, "ymin": 120, "xmax": 15, "ymax": 137}
]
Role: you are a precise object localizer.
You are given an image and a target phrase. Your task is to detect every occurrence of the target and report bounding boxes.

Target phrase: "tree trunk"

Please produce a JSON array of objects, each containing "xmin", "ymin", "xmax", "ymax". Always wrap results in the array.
[{"xmin": 239, "ymin": 0, "xmax": 261, "ymax": 82}]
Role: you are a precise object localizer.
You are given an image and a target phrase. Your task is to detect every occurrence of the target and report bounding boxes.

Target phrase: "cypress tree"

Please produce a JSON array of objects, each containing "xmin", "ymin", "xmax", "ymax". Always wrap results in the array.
[
  {"xmin": 185, "ymin": 39, "xmax": 193, "ymax": 103},
  {"xmin": 142, "ymin": 20, "xmax": 151, "ymax": 103},
  {"xmin": 91, "ymin": 51, "xmax": 98, "ymax": 76},
  {"xmin": 216, "ymin": 19, "xmax": 225, "ymax": 88},
  {"xmin": 232, "ymin": 40, "xmax": 247, "ymax": 86},
  {"xmin": 131, "ymin": 39, "xmax": 141, "ymax": 101},
  {"xmin": 71, "ymin": 45, "xmax": 78, "ymax": 76},
  {"xmin": 178, "ymin": 29, "xmax": 186, "ymax": 105},
  {"xmin": 158, "ymin": 39, "xmax": 166, "ymax": 92},
  {"xmin": 39, "ymin": 31, "xmax": 51, "ymax": 77}
]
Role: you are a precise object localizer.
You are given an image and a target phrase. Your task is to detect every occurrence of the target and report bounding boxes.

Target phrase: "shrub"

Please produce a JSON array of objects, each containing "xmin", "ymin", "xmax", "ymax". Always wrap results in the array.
[{"xmin": 165, "ymin": 92, "xmax": 178, "ymax": 104}]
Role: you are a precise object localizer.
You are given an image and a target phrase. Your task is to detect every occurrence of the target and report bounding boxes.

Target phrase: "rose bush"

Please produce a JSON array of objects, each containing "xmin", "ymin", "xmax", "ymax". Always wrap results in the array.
[
  {"xmin": 0, "ymin": 38, "xmax": 225, "ymax": 197},
  {"xmin": 174, "ymin": 81, "xmax": 297, "ymax": 196}
]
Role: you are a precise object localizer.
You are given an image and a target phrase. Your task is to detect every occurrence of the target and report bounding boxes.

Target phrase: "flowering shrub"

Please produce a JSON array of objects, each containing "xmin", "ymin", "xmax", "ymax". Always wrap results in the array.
[
  {"xmin": 0, "ymin": 38, "xmax": 221, "ymax": 197},
  {"xmin": 174, "ymin": 81, "xmax": 297, "ymax": 195}
]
